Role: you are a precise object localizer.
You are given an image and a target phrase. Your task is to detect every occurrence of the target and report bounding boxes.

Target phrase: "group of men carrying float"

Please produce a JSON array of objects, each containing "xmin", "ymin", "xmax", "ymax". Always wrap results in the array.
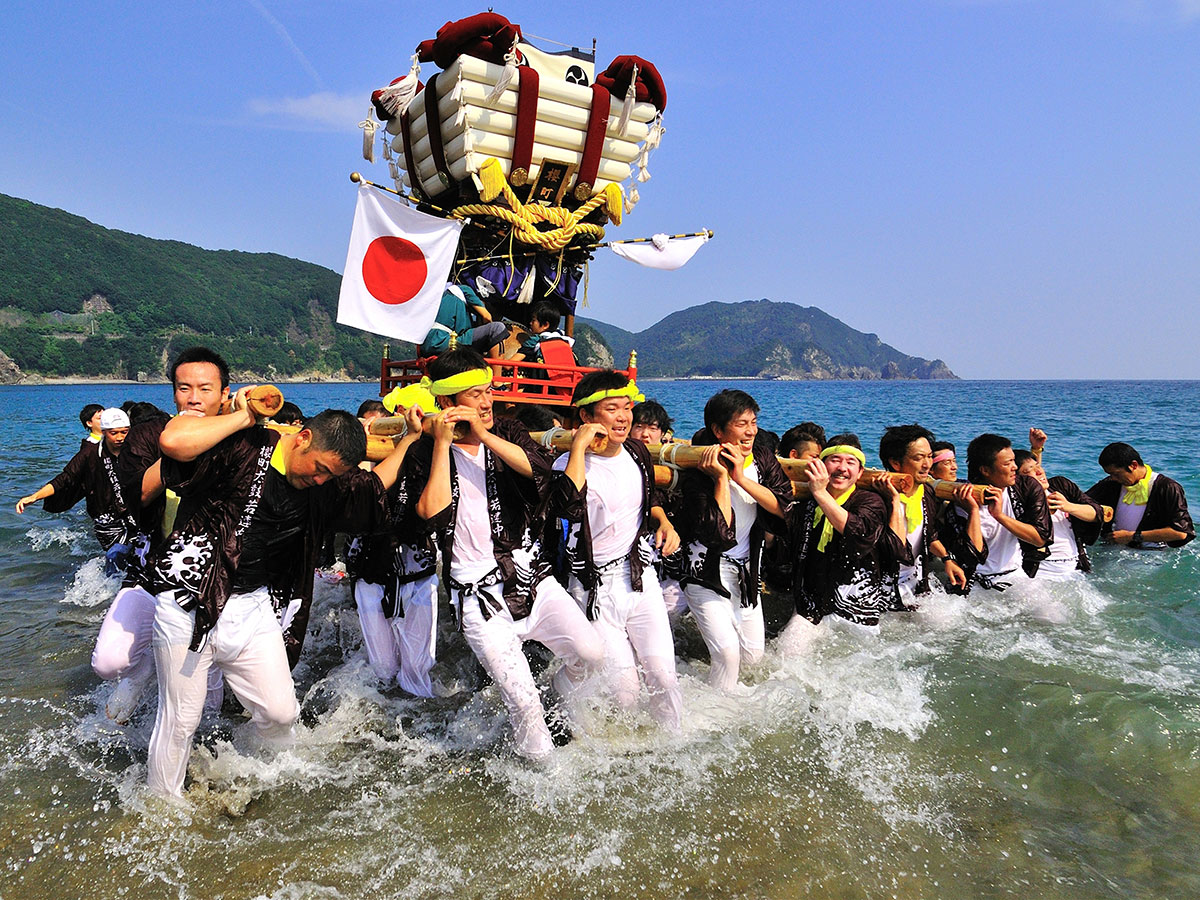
[{"xmin": 16, "ymin": 345, "xmax": 1195, "ymax": 796}]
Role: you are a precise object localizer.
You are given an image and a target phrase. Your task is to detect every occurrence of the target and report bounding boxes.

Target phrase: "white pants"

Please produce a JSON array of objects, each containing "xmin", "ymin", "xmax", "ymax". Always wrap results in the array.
[
  {"xmin": 684, "ymin": 559, "xmax": 766, "ymax": 691},
  {"xmin": 456, "ymin": 575, "xmax": 603, "ymax": 761},
  {"xmin": 568, "ymin": 563, "xmax": 681, "ymax": 731},
  {"xmin": 92, "ymin": 584, "xmax": 157, "ymax": 692},
  {"xmin": 354, "ymin": 578, "xmax": 438, "ymax": 698},
  {"xmin": 660, "ymin": 577, "xmax": 689, "ymax": 619},
  {"xmin": 147, "ymin": 587, "xmax": 299, "ymax": 797}
]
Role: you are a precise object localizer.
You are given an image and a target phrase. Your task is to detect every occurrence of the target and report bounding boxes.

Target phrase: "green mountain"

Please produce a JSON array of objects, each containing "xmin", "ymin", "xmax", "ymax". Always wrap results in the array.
[
  {"xmin": 0, "ymin": 192, "xmax": 952, "ymax": 383},
  {"xmin": 0, "ymin": 192, "xmax": 394, "ymax": 382},
  {"xmin": 580, "ymin": 301, "xmax": 956, "ymax": 379}
]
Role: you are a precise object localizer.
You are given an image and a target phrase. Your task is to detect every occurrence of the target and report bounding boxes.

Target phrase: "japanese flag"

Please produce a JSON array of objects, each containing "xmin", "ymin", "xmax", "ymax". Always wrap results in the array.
[{"xmin": 337, "ymin": 184, "xmax": 463, "ymax": 342}]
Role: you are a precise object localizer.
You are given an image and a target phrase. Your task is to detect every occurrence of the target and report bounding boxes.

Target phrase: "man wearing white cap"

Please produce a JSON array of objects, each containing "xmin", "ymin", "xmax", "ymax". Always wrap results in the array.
[{"xmin": 17, "ymin": 407, "xmax": 138, "ymax": 571}]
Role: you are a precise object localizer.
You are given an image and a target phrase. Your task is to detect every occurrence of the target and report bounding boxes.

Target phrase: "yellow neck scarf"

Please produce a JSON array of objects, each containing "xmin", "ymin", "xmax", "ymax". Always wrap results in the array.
[
  {"xmin": 813, "ymin": 485, "xmax": 856, "ymax": 553},
  {"xmin": 899, "ymin": 484, "xmax": 925, "ymax": 533},
  {"xmin": 270, "ymin": 440, "xmax": 288, "ymax": 476},
  {"xmin": 1122, "ymin": 466, "xmax": 1153, "ymax": 505},
  {"xmin": 742, "ymin": 451, "xmax": 754, "ymax": 470}
]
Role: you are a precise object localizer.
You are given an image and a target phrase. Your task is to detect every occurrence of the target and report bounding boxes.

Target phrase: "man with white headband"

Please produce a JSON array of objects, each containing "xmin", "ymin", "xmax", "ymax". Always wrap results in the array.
[
  {"xmin": 546, "ymin": 370, "xmax": 682, "ymax": 730},
  {"xmin": 780, "ymin": 433, "xmax": 911, "ymax": 651},
  {"xmin": 17, "ymin": 406, "xmax": 137, "ymax": 571},
  {"xmin": 678, "ymin": 389, "xmax": 791, "ymax": 691},
  {"xmin": 406, "ymin": 348, "xmax": 603, "ymax": 761}
]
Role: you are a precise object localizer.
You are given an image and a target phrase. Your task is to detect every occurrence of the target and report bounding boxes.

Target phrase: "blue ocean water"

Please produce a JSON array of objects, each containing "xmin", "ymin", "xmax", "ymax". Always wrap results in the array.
[{"xmin": 0, "ymin": 379, "xmax": 1196, "ymax": 899}]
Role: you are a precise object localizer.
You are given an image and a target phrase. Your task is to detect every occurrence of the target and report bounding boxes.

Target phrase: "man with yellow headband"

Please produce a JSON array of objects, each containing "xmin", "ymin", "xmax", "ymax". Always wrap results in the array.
[
  {"xmin": 407, "ymin": 348, "xmax": 603, "ymax": 761},
  {"xmin": 1087, "ymin": 442, "xmax": 1193, "ymax": 549},
  {"xmin": 780, "ymin": 433, "xmax": 911, "ymax": 653},
  {"xmin": 678, "ymin": 389, "xmax": 791, "ymax": 691},
  {"xmin": 546, "ymin": 370, "xmax": 682, "ymax": 731}
]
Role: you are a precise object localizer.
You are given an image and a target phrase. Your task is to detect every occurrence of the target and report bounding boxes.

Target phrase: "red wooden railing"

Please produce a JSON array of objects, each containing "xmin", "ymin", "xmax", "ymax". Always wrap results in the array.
[{"xmin": 380, "ymin": 350, "xmax": 638, "ymax": 407}]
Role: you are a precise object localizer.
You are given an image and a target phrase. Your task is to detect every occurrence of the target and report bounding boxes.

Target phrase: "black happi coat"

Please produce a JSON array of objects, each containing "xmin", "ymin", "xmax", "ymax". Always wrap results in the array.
[
  {"xmin": 790, "ymin": 488, "xmax": 913, "ymax": 626},
  {"xmin": 677, "ymin": 430, "xmax": 792, "ymax": 607},
  {"xmin": 116, "ymin": 418, "xmax": 169, "ymax": 540},
  {"xmin": 1086, "ymin": 472, "xmax": 1195, "ymax": 547},
  {"xmin": 957, "ymin": 474, "xmax": 1052, "ymax": 586},
  {"xmin": 902, "ymin": 488, "xmax": 944, "ymax": 597},
  {"xmin": 404, "ymin": 417, "xmax": 555, "ymax": 622},
  {"xmin": 44, "ymin": 441, "xmax": 139, "ymax": 551},
  {"xmin": 930, "ymin": 493, "xmax": 989, "ymax": 593},
  {"xmin": 544, "ymin": 438, "xmax": 662, "ymax": 618},
  {"xmin": 146, "ymin": 426, "xmax": 387, "ymax": 665},
  {"xmin": 346, "ymin": 468, "xmax": 438, "ymax": 619},
  {"xmin": 1023, "ymin": 476, "xmax": 1103, "ymax": 577}
]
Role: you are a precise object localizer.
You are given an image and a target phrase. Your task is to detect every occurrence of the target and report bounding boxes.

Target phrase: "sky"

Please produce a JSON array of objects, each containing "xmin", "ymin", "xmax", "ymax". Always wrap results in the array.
[{"xmin": 2, "ymin": 0, "xmax": 1199, "ymax": 379}]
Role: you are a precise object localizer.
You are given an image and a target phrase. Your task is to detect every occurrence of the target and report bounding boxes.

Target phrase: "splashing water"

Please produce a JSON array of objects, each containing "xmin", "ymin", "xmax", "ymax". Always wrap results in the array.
[{"xmin": 1, "ymin": 380, "xmax": 1199, "ymax": 899}]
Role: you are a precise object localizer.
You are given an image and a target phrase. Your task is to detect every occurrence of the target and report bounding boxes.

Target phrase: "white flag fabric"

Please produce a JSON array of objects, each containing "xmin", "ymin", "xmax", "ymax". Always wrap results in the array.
[
  {"xmin": 337, "ymin": 184, "xmax": 463, "ymax": 342},
  {"xmin": 609, "ymin": 232, "xmax": 708, "ymax": 270}
]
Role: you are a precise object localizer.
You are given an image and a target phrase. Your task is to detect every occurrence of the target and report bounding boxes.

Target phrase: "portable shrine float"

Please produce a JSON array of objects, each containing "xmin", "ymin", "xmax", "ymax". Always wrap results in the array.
[{"xmin": 352, "ymin": 11, "xmax": 683, "ymax": 406}]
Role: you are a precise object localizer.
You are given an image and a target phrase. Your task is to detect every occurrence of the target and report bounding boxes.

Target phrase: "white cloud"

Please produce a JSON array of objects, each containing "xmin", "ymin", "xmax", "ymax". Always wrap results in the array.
[
  {"xmin": 246, "ymin": 0, "xmax": 325, "ymax": 90},
  {"xmin": 247, "ymin": 91, "xmax": 369, "ymax": 131}
]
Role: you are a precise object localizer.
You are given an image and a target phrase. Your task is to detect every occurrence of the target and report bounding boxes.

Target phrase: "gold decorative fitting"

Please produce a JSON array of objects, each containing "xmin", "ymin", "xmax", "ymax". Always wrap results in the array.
[
  {"xmin": 510, "ymin": 167, "xmax": 529, "ymax": 186},
  {"xmin": 574, "ymin": 183, "xmax": 593, "ymax": 202}
]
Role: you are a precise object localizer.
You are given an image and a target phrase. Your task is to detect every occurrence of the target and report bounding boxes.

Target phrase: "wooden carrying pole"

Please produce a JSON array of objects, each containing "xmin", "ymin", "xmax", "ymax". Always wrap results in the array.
[
  {"xmin": 645, "ymin": 443, "xmax": 912, "ymax": 493},
  {"xmin": 221, "ymin": 385, "xmax": 285, "ymax": 419},
  {"xmin": 368, "ymin": 414, "xmax": 470, "ymax": 441},
  {"xmin": 531, "ymin": 427, "xmax": 609, "ymax": 454},
  {"xmin": 917, "ymin": 476, "xmax": 991, "ymax": 506}
]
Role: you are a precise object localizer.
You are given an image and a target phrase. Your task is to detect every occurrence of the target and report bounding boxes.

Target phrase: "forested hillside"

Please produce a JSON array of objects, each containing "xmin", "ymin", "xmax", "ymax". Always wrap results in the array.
[{"xmin": 0, "ymin": 193, "xmax": 392, "ymax": 380}]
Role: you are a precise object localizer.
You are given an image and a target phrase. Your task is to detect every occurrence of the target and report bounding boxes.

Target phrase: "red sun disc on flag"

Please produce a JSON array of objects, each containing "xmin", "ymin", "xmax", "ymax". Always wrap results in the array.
[{"xmin": 361, "ymin": 236, "xmax": 428, "ymax": 305}]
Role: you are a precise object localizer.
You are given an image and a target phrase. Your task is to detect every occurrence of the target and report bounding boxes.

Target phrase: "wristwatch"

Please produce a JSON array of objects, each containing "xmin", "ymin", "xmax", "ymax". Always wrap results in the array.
[
  {"xmin": 940, "ymin": 551, "xmax": 957, "ymax": 564},
  {"xmin": 1129, "ymin": 530, "xmax": 1144, "ymax": 548}
]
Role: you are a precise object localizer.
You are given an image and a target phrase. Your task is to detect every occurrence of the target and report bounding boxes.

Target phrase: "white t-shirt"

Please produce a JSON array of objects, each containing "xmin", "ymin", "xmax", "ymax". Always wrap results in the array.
[
  {"xmin": 898, "ymin": 519, "xmax": 924, "ymax": 590},
  {"xmin": 552, "ymin": 449, "xmax": 643, "ymax": 565},
  {"xmin": 449, "ymin": 444, "xmax": 497, "ymax": 583},
  {"xmin": 728, "ymin": 462, "xmax": 760, "ymax": 561},
  {"xmin": 973, "ymin": 489, "xmax": 1022, "ymax": 576},
  {"xmin": 1037, "ymin": 510, "xmax": 1080, "ymax": 580}
]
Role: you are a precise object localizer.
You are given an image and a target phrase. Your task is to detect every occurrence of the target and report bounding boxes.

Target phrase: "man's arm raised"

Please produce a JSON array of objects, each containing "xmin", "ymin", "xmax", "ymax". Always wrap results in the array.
[{"xmin": 159, "ymin": 386, "xmax": 257, "ymax": 462}]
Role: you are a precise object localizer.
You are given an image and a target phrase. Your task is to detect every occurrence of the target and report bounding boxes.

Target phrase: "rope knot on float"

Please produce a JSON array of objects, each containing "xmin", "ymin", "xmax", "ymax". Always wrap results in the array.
[{"xmin": 453, "ymin": 157, "xmax": 624, "ymax": 252}]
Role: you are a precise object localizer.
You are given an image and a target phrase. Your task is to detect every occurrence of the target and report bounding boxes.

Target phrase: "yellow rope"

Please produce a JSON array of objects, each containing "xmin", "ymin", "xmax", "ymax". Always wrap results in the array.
[{"xmin": 451, "ymin": 158, "xmax": 623, "ymax": 251}]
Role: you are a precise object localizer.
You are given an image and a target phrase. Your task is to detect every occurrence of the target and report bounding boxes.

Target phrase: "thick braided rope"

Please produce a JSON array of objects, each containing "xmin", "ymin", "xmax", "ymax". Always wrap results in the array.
[{"xmin": 450, "ymin": 162, "xmax": 616, "ymax": 250}]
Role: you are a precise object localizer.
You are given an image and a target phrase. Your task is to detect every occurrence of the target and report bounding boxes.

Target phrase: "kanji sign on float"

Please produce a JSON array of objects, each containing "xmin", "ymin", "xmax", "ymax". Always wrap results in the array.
[{"xmin": 337, "ymin": 184, "xmax": 463, "ymax": 342}]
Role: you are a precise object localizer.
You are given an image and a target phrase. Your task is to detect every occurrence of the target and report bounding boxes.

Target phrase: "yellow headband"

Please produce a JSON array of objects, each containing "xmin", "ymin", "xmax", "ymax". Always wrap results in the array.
[
  {"xmin": 820, "ymin": 444, "xmax": 866, "ymax": 466},
  {"xmin": 421, "ymin": 369, "xmax": 492, "ymax": 397},
  {"xmin": 574, "ymin": 383, "xmax": 645, "ymax": 408},
  {"xmin": 383, "ymin": 383, "xmax": 437, "ymax": 414}
]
